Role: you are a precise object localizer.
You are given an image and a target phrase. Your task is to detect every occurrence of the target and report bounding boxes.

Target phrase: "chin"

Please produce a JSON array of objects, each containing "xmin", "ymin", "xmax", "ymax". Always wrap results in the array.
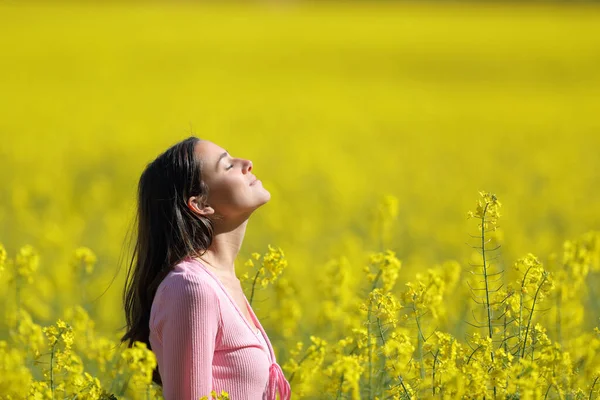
[
  {"xmin": 256, "ymin": 191, "xmax": 271, "ymax": 207},
  {"xmin": 258, "ymin": 193, "xmax": 271, "ymax": 206},
  {"xmin": 263, "ymin": 189, "xmax": 271, "ymax": 201}
]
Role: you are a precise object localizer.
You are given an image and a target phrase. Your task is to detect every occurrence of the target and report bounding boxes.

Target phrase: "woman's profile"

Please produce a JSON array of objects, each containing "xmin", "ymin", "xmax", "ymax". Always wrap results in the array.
[{"xmin": 120, "ymin": 137, "xmax": 291, "ymax": 399}]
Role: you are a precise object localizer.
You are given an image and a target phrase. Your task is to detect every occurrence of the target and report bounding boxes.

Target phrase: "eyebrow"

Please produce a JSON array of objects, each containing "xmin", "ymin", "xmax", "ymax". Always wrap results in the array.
[{"xmin": 216, "ymin": 150, "xmax": 229, "ymax": 170}]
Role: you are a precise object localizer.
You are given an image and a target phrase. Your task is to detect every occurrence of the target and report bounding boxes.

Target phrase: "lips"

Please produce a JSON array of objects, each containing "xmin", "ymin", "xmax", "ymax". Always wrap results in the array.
[{"xmin": 249, "ymin": 178, "xmax": 258, "ymax": 186}]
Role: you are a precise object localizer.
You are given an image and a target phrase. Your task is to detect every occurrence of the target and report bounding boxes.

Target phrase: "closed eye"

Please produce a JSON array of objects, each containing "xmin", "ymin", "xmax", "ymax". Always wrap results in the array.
[{"xmin": 226, "ymin": 164, "xmax": 234, "ymax": 170}]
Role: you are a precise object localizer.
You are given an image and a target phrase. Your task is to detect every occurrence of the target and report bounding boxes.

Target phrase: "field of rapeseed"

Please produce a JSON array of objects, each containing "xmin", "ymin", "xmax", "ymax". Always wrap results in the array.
[{"xmin": 1, "ymin": 2, "xmax": 599, "ymax": 399}]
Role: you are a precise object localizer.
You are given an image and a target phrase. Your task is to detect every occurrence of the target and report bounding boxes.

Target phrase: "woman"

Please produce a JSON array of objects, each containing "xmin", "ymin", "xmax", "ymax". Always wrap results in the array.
[{"xmin": 121, "ymin": 137, "xmax": 291, "ymax": 400}]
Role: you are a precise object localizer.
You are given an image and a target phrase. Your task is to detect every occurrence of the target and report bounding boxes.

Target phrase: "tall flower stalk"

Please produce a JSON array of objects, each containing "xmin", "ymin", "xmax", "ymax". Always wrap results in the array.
[{"xmin": 466, "ymin": 191, "xmax": 502, "ymax": 397}]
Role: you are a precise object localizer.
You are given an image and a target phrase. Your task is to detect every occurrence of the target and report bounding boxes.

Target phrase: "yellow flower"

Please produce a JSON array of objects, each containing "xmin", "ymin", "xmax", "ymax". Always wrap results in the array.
[
  {"xmin": 364, "ymin": 250, "xmax": 402, "ymax": 292},
  {"xmin": 8, "ymin": 309, "xmax": 45, "ymax": 360},
  {"xmin": 242, "ymin": 245, "xmax": 288, "ymax": 291},
  {"xmin": 467, "ymin": 191, "xmax": 502, "ymax": 231},
  {"xmin": 262, "ymin": 245, "xmax": 287, "ymax": 284},
  {"xmin": 324, "ymin": 354, "xmax": 365, "ymax": 400},
  {"xmin": 70, "ymin": 246, "xmax": 97, "ymax": 275},
  {"xmin": 368, "ymin": 288, "xmax": 402, "ymax": 329},
  {"xmin": 15, "ymin": 244, "xmax": 39, "ymax": 284},
  {"xmin": 0, "ymin": 340, "xmax": 33, "ymax": 398},
  {"xmin": 42, "ymin": 325, "xmax": 59, "ymax": 346},
  {"xmin": 199, "ymin": 389, "xmax": 230, "ymax": 399},
  {"xmin": 382, "ymin": 327, "xmax": 414, "ymax": 372}
]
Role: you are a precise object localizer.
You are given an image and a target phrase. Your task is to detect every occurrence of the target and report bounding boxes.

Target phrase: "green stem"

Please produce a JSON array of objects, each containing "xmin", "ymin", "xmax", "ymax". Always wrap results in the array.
[
  {"xmin": 117, "ymin": 373, "xmax": 133, "ymax": 397},
  {"xmin": 479, "ymin": 211, "xmax": 495, "ymax": 362},
  {"xmin": 375, "ymin": 314, "xmax": 387, "ymax": 399},
  {"xmin": 479, "ymin": 207, "xmax": 498, "ymax": 399},
  {"xmin": 288, "ymin": 344, "xmax": 320, "ymax": 384},
  {"xmin": 556, "ymin": 288, "xmax": 562, "ymax": 347},
  {"xmin": 516, "ymin": 264, "xmax": 534, "ymax": 361},
  {"xmin": 521, "ymin": 275, "xmax": 548, "ymax": 359},
  {"xmin": 367, "ymin": 300, "xmax": 373, "ymax": 398},
  {"xmin": 399, "ymin": 376, "xmax": 411, "ymax": 400},
  {"xmin": 107, "ymin": 352, "xmax": 124, "ymax": 395},
  {"xmin": 249, "ymin": 268, "xmax": 261, "ymax": 306},
  {"xmin": 366, "ymin": 268, "xmax": 383, "ymax": 398},
  {"xmin": 466, "ymin": 343, "xmax": 484, "ymax": 365},
  {"xmin": 503, "ymin": 304, "xmax": 510, "ymax": 391},
  {"xmin": 69, "ymin": 382, "xmax": 96, "ymax": 400},
  {"xmin": 335, "ymin": 373, "xmax": 345, "ymax": 400},
  {"xmin": 543, "ymin": 383, "xmax": 553, "ymax": 399},
  {"xmin": 431, "ymin": 349, "xmax": 439, "ymax": 396},
  {"xmin": 412, "ymin": 300, "xmax": 425, "ymax": 379},
  {"xmin": 376, "ymin": 316, "xmax": 410, "ymax": 400},
  {"xmin": 531, "ymin": 331, "xmax": 536, "ymax": 361},
  {"xmin": 589, "ymin": 376, "xmax": 599, "ymax": 400},
  {"xmin": 50, "ymin": 342, "xmax": 56, "ymax": 400}
]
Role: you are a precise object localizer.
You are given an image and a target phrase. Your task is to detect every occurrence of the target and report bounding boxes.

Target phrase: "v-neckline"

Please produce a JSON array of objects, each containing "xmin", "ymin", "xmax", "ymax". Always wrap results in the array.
[{"xmin": 190, "ymin": 257, "xmax": 265, "ymax": 338}]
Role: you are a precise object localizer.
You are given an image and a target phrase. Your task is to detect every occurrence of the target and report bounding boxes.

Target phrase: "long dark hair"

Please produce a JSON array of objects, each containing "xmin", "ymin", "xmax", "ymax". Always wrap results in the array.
[{"xmin": 120, "ymin": 136, "xmax": 215, "ymax": 385}]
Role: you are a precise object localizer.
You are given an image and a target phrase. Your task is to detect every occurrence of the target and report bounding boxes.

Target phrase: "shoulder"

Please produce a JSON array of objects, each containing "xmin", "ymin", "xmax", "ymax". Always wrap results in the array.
[
  {"xmin": 157, "ymin": 258, "xmax": 222, "ymax": 307},
  {"xmin": 150, "ymin": 258, "xmax": 224, "ymax": 344}
]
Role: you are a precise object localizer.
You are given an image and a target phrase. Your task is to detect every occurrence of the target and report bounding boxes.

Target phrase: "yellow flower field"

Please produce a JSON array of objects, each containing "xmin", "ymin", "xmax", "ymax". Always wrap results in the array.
[{"xmin": 1, "ymin": 2, "xmax": 599, "ymax": 399}]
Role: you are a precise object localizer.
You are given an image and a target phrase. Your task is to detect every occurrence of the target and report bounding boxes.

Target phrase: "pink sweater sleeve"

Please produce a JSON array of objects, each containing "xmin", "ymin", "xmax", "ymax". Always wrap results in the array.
[{"xmin": 157, "ymin": 272, "xmax": 221, "ymax": 400}]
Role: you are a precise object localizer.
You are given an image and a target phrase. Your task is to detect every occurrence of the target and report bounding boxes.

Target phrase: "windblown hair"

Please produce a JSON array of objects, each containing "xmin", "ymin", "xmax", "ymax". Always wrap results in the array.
[{"xmin": 120, "ymin": 136, "xmax": 215, "ymax": 385}]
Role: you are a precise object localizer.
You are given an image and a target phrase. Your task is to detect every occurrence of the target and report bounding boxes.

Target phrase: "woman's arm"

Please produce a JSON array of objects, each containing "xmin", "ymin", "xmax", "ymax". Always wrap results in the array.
[{"xmin": 158, "ymin": 273, "xmax": 221, "ymax": 400}]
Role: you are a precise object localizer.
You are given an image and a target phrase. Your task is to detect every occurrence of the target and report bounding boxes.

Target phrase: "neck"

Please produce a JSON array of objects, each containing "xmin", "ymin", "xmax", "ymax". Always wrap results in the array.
[{"xmin": 195, "ymin": 216, "xmax": 249, "ymax": 278}]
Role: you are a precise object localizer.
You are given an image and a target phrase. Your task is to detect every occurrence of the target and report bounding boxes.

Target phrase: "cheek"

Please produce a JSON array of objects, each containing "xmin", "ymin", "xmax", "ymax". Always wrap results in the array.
[{"xmin": 210, "ymin": 178, "xmax": 246, "ymax": 204}]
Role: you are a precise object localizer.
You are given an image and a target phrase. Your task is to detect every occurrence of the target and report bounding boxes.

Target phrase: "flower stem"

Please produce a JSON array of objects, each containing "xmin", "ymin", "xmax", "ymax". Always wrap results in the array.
[
  {"xmin": 249, "ymin": 268, "xmax": 261, "ymax": 306},
  {"xmin": 556, "ymin": 284, "xmax": 562, "ymax": 347},
  {"xmin": 50, "ymin": 341, "xmax": 57, "ymax": 400},
  {"xmin": 367, "ymin": 299, "xmax": 374, "ymax": 398},
  {"xmin": 412, "ymin": 300, "xmax": 425, "ymax": 380},
  {"xmin": 521, "ymin": 274, "xmax": 547, "ymax": 359},
  {"xmin": 336, "ymin": 373, "xmax": 345, "ymax": 400},
  {"xmin": 288, "ymin": 344, "xmax": 320, "ymax": 384},
  {"xmin": 366, "ymin": 268, "xmax": 383, "ymax": 398},
  {"xmin": 589, "ymin": 375, "xmax": 599, "ymax": 400},
  {"xmin": 479, "ymin": 211, "xmax": 495, "ymax": 361}
]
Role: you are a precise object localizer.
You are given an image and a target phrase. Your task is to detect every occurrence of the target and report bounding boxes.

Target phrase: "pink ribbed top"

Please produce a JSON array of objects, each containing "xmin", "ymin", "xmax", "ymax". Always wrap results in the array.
[{"xmin": 149, "ymin": 256, "xmax": 291, "ymax": 400}]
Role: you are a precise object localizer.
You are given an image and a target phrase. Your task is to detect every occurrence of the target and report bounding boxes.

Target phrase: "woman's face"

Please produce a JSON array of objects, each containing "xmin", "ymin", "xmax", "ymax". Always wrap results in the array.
[{"xmin": 193, "ymin": 140, "xmax": 270, "ymax": 219}]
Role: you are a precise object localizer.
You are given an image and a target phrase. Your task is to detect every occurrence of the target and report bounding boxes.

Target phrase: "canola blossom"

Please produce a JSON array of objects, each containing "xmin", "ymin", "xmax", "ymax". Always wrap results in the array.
[{"xmin": 1, "ymin": 197, "xmax": 599, "ymax": 398}]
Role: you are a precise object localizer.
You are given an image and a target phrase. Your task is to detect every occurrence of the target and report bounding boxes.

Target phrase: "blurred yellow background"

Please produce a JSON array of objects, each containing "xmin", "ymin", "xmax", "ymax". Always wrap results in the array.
[{"xmin": 1, "ymin": 2, "xmax": 599, "ymax": 397}]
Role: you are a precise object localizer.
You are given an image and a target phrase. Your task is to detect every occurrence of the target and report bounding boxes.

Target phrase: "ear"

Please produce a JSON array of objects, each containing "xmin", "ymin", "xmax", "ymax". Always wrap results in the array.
[{"xmin": 187, "ymin": 196, "xmax": 214, "ymax": 216}]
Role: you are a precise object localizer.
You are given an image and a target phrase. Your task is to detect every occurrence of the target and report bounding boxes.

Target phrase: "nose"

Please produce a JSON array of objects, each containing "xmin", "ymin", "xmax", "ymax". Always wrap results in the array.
[{"xmin": 244, "ymin": 159, "xmax": 253, "ymax": 173}]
